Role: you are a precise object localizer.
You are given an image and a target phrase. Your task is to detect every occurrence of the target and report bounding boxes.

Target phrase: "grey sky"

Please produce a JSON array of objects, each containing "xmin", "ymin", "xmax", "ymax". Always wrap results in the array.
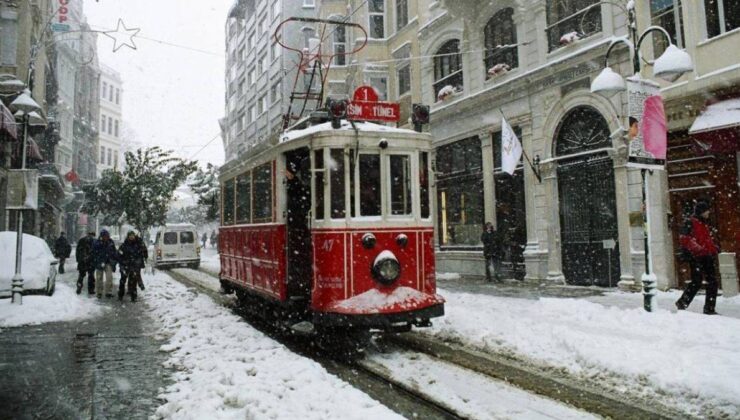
[{"xmin": 83, "ymin": 0, "xmax": 229, "ymax": 167}]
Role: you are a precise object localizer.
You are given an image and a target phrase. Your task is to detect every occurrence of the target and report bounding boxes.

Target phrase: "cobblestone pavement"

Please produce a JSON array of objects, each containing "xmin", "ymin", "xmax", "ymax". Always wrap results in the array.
[{"xmin": 0, "ymin": 272, "xmax": 170, "ymax": 420}]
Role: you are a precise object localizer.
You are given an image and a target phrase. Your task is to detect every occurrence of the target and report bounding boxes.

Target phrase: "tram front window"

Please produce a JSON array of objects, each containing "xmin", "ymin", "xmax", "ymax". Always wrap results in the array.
[
  {"xmin": 390, "ymin": 155, "xmax": 412, "ymax": 215},
  {"xmin": 359, "ymin": 154, "xmax": 381, "ymax": 216},
  {"xmin": 330, "ymin": 149, "xmax": 346, "ymax": 219}
]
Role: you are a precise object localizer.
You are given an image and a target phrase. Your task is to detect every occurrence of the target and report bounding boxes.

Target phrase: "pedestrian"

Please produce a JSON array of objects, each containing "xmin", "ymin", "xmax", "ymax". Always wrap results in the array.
[
  {"xmin": 481, "ymin": 222, "xmax": 503, "ymax": 282},
  {"xmin": 92, "ymin": 229, "xmax": 118, "ymax": 298},
  {"xmin": 201, "ymin": 232, "xmax": 208, "ymax": 249},
  {"xmin": 676, "ymin": 200, "xmax": 720, "ymax": 315},
  {"xmin": 210, "ymin": 230, "xmax": 217, "ymax": 249},
  {"xmin": 53, "ymin": 232, "xmax": 72, "ymax": 274},
  {"xmin": 118, "ymin": 231, "xmax": 148, "ymax": 302},
  {"xmin": 75, "ymin": 231, "xmax": 96, "ymax": 295}
]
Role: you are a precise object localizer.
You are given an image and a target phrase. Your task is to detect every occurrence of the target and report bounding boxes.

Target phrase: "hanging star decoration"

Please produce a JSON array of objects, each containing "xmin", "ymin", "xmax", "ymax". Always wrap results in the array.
[{"xmin": 102, "ymin": 19, "xmax": 141, "ymax": 52}]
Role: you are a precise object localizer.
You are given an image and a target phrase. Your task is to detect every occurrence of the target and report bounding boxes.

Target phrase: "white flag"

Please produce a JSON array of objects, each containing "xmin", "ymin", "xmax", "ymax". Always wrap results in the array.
[{"xmin": 501, "ymin": 118, "xmax": 522, "ymax": 175}]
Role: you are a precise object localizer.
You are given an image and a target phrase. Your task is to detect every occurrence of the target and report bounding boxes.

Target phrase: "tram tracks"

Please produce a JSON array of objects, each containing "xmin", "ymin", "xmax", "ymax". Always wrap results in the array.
[{"xmin": 164, "ymin": 268, "xmax": 466, "ymax": 420}]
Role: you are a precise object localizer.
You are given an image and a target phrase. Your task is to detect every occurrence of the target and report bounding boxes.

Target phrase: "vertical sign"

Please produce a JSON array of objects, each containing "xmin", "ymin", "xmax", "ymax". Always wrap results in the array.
[
  {"xmin": 52, "ymin": 0, "xmax": 71, "ymax": 32},
  {"xmin": 626, "ymin": 77, "xmax": 666, "ymax": 169}
]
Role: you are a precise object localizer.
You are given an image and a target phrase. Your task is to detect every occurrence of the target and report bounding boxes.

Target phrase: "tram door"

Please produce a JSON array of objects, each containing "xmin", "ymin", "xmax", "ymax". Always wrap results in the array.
[
  {"xmin": 285, "ymin": 148, "xmax": 312, "ymax": 301},
  {"xmin": 558, "ymin": 156, "xmax": 620, "ymax": 286}
]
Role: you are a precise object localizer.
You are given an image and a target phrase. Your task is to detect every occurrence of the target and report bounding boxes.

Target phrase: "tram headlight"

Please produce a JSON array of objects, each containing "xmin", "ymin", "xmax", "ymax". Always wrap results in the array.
[{"xmin": 372, "ymin": 251, "xmax": 401, "ymax": 286}]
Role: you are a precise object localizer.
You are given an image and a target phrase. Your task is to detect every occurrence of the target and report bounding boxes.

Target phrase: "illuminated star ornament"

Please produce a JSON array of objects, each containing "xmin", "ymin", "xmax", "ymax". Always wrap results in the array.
[{"xmin": 103, "ymin": 19, "xmax": 141, "ymax": 52}]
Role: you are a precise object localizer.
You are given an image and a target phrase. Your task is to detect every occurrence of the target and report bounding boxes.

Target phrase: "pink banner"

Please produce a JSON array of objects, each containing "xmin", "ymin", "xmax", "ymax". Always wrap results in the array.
[{"xmin": 641, "ymin": 95, "xmax": 667, "ymax": 160}]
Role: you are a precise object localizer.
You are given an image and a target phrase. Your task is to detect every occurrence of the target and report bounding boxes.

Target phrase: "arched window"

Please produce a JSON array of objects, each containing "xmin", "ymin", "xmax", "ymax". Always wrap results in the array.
[
  {"xmin": 433, "ymin": 40, "xmax": 463, "ymax": 99},
  {"xmin": 484, "ymin": 8, "xmax": 518, "ymax": 77},
  {"xmin": 555, "ymin": 106, "xmax": 611, "ymax": 156}
]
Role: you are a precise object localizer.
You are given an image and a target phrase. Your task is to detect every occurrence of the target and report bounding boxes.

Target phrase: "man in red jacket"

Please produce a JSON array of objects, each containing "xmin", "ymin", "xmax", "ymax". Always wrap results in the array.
[{"xmin": 676, "ymin": 200, "xmax": 720, "ymax": 315}]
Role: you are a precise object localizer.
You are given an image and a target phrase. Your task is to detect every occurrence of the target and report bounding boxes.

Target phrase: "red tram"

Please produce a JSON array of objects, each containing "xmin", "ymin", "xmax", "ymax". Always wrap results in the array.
[{"xmin": 217, "ymin": 118, "xmax": 444, "ymax": 333}]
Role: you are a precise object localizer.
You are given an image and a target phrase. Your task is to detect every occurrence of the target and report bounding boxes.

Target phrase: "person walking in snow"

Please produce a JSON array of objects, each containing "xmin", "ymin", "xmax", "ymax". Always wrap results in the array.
[
  {"xmin": 118, "ymin": 231, "xmax": 148, "ymax": 302},
  {"xmin": 76, "ymin": 231, "xmax": 96, "ymax": 294},
  {"xmin": 481, "ymin": 222, "xmax": 503, "ymax": 282},
  {"xmin": 676, "ymin": 200, "xmax": 720, "ymax": 315},
  {"xmin": 54, "ymin": 232, "xmax": 72, "ymax": 274},
  {"xmin": 210, "ymin": 230, "xmax": 217, "ymax": 249},
  {"xmin": 92, "ymin": 229, "xmax": 118, "ymax": 298},
  {"xmin": 201, "ymin": 232, "xmax": 208, "ymax": 249}
]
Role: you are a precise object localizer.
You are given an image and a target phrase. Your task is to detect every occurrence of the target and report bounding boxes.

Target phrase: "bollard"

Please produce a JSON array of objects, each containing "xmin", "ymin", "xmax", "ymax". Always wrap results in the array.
[{"xmin": 642, "ymin": 273, "xmax": 657, "ymax": 312}]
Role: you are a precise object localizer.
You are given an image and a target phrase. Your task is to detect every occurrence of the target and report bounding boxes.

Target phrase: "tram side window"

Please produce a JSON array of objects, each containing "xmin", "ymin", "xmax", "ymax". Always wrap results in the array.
[
  {"xmin": 330, "ymin": 149, "xmax": 346, "ymax": 219},
  {"xmin": 390, "ymin": 155, "xmax": 412, "ymax": 215},
  {"xmin": 253, "ymin": 162, "xmax": 273, "ymax": 223},
  {"xmin": 314, "ymin": 150, "xmax": 324, "ymax": 220},
  {"xmin": 420, "ymin": 152, "xmax": 430, "ymax": 219},
  {"xmin": 359, "ymin": 154, "xmax": 381, "ymax": 216},
  {"xmin": 222, "ymin": 179, "xmax": 235, "ymax": 225},
  {"xmin": 236, "ymin": 172, "xmax": 252, "ymax": 223}
]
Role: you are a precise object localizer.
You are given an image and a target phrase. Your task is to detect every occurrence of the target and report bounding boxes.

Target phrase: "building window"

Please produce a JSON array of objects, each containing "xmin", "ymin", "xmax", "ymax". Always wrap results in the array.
[
  {"xmin": 368, "ymin": 76, "xmax": 388, "ymax": 100},
  {"xmin": 108, "ymin": 117, "xmax": 113, "ymax": 135},
  {"xmin": 546, "ymin": 0, "xmax": 602, "ymax": 51},
  {"xmin": 261, "ymin": 55, "xmax": 268, "ymax": 73},
  {"xmin": 396, "ymin": 0, "xmax": 409, "ymax": 31},
  {"xmin": 436, "ymin": 137, "xmax": 484, "ymax": 247},
  {"xmin": 369, "ymin": 0, "xmax": 385, "ymax": 39},
  {"xmin": 102, "ymin": 82, "xmax": 107, "ymax": 99},
  {"xmin": 333, "ymin": 23, "xmax": 347, "ymax": 66},
  {"xmin": 249, "ymin": 33, "xmax": 256, "ymax": 50},
  {"xmin": 393, "ymin": 44, "xmax": 411, "ymax": 97},
  {"xmin": 303, "ymin": 0, "xmax": 315, "ymax": 6},
  {"xmin": 114, "ymin": 153, "xmax": 118, "ymax": 169},
  {"xmin": 705, "ymin": 0, "xmax": 740, "ymax": 38},
  {"xmin": 114, "ymin": 120, "xmax": 119, "ymax": 137},
  {"xmin": 248, "ymin": 68, "xmax": 255, "ymax": 85},
  {"xmin": 101, "ymin": 115, "xmax": 106, "ymax": 132},
  {"xmin": 107, "ymin": 148, "xmax": 112, "ymax": 166},
  {"xmin": 484, "ymin": 8, "xmax": 518, "ymax": 77},
  {"xmin": 271, "ymin": 40, "xmax": 279, "ymax": 60},
  {"xmin": 238, "ymin": 80, "xmax": 245, "ymax": 96},
  {"xmin": 0, "ymin": 16, "xmax": 18, "ymax": 66},
  {"xmin": 433, "ymin": 39, "xmax": 463, "ymax": 99},
  {"xmin": 271, "ymin": 80, "xmax": 281, "ymax": 103},
  {"xmin": 651, "ymin": 0, "xmax": 684, "ymax": 56},
  {"xmin": 249, "ymin": 105, "xmax": 256, "ymax": 123},
  {"xmin": 100, "ymin": 146, "xmax": 105, "ymax": 164},
  {"xmin": 115, "ymin": 88, "xmax": 120, "ymax": 104},
  {"xmin": 272, "ymin": 0, "xmax": 280, "ymax": 19},
  {"xmin": 109, "ymin": 87, "xmax": 114, "ymax": 102}
]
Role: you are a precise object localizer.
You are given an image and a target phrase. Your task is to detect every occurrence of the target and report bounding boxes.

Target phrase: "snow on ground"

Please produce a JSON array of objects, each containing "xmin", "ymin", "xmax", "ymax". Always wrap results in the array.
[
  {"xmin": 0, "ymin": 278, "xmax": 106, "ymax": 330},
  {"xmin": 435, "ymin": 272, "xmax": 461, "ymax": 281},
  {"xmin": 198, "ymin": 248, "xmax": 220, "ymax": 276},
  {"xmin": 429, "ymin": 288, "xmax": 740, "ymax": 417},
  {"xmin": 365, "ymin": 350, "xmax": 598, "ymax": 419},
  {"xmin": 147, "ymin": 271, "xmax": 402, "ymax": 420},
  {"xmin": 170, "ymin": 268, "xmax": 221, "ymax": 292}
]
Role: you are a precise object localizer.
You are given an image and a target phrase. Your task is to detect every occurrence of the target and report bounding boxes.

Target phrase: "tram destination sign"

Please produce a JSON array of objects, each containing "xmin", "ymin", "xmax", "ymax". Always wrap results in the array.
[{"xmin": 347, "ymin": 86, "xmax": 401, "ymax": 123}]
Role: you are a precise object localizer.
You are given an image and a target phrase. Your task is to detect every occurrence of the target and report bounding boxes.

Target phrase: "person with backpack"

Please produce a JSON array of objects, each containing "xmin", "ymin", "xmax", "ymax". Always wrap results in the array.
[
  {"xmin": 676, "ymin": 200, "xmax": 720, "ymax": 315},
  {"xmin": 54, "ymin": 232, "xmax": 72, "ymax": 274}
]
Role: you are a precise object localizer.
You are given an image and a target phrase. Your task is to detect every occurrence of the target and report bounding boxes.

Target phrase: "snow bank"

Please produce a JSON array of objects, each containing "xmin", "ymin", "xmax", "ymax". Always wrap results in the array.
[
  {"xmin": 0, "ymin": 281, "xmax": 106, "ymax": 329},
  {"xmin": 147, "ymin": 272, "xmax": 401, "ymax": 419},
  {"xmin": 0, "ymin": 231, "xmax": 56, "ymax": 292},
  {"xmin": 435, "ymin": 272, "xmax": 461, "ymax": 281},
  {"xmin": 333, "ymin": 286, "xmax": 438, "ymax": 314},
  {"xmin": 428, "ymin": 289, "xmax": 740, "ymax": 416}
]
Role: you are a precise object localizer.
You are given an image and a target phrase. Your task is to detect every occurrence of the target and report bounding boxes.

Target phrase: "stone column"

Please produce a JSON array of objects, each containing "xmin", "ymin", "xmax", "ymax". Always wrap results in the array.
[
  {"xmin": 542, "ymin": 160, "xmax": 565, "ymax": 284},
  {"xmin": 612, "ymin": 133, "xmax": 638, "ymax": 291},
  {"xmin": 480, "ymin": 130, "xmax": 496, "ymax": 226}
]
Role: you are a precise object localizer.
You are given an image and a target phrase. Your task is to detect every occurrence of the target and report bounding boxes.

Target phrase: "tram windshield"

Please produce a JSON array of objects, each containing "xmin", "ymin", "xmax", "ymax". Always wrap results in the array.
[{"xmin": 313, "ymin": 148, "xmax": 430, "ymax": 221}]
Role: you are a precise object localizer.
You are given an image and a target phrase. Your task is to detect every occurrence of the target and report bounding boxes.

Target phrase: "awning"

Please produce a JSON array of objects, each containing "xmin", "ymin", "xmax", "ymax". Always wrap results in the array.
[
  {"xmin": 0, "ymin": 102, "xmax": 17, "ymax": 141},
  {"xmin": 689, "ymin": 98, "xmax": 740, "ymax": 153}
]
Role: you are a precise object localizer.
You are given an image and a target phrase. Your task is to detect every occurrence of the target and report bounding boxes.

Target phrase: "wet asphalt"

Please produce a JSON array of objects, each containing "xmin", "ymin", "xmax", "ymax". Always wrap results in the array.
[{"xmin": 0, "ymin": 273, "xmax": 170, "ymax": 420}]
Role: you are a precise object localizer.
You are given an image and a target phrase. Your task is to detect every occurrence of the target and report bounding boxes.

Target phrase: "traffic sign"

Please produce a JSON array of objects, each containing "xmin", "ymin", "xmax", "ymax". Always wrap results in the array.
[{"xmin": 348, "ymin": 85, "xmax": 400, "ymax": 123}]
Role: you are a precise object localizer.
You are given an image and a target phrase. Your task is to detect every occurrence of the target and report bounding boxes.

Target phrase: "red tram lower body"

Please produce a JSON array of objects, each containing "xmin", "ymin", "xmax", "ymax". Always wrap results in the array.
[{"xmin": 218, "ymin": 224, "xmax": 444, "ymax": 331}]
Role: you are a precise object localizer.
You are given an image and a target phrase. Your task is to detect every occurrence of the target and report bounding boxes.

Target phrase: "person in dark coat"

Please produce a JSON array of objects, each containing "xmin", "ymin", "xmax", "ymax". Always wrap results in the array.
[
  {"xmin": 118, "ymin": 231, "xmax": 148, "ymax": 302},
  {"xmin": 92, "ymin": 229, "xmax": 118, "ymax": 298},
  {"xmin": 210, "ymin": 230, "xmax": 217, "ymax": 249},
  {"xmin": 676, "ymin": 200, "xmax": 720, "ymax": 315},
  {"xmin": 76, "ymin": 231, "xmax": 96, "ymax": 294},
  {"xmin": 481, "ymin": 222, "xmax": 503, "ymax": 282},
  {"xmin": 54, "ymin": 232, "xmax": 72, "ymax": 274},
  {"xmin": 201, "ymin": 232, "xmax": 208, "ymax": 249}
]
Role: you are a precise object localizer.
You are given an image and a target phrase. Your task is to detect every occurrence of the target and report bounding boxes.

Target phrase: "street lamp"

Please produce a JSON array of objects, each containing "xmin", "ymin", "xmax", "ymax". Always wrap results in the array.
[
  {"xmin": 589, "ymin": 2, "xmax": 693, "ymax": 312},
  {"xmin": 7, "ymin": 85, "xmax": 44, "ymax": 305}
]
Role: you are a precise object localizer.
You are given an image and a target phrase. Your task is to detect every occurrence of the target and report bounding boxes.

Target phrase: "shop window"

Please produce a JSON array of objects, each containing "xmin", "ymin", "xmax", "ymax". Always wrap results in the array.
[
  {"xmin": 433, "ymin": 40, "xmax": 463, "ymax": 99},
  {"xmin": 222, "ymin": 179, "xmax": 235, "ymax": 225},
  {"xmin": 253, "ymin": 162, "xmax": 273, "ymax": 222},
  {"xmin": 330, "ymin": 149, "xmax": 346, "ymax": 219},
  {"xmin": 546, "ymin": 0, "xmax": 602, "ymax": 51},
  {"xmin": 314, "ymin": 150, "xmax": 324, "ymax": 220},
  {"xmin": 705, "ymin": 0, "xmax": 740, "ymax": 38},
  {"xmin": 484, "ymin": 8, "xmax": 518, "ymax": 77},
  {"xmin": 390, "ymin": 155, "xmax": 412, "ymax": 215},
  {"xmin": 436, "ymin": 137, "xmax": 484, "ymax": 247},
  {"xmin": 236, "ymin": 172, "xmax": 252, "ymax": 223},
  {"xmin": 359, "ymin": 154, "xmax": 381, "ymax": 216}
]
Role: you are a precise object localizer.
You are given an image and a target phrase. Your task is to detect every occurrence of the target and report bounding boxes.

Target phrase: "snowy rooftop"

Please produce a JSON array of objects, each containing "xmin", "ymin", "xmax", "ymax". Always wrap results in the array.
[{"xmin": 689, "ymin": 98, "xmax": 740, "ymax": 134}]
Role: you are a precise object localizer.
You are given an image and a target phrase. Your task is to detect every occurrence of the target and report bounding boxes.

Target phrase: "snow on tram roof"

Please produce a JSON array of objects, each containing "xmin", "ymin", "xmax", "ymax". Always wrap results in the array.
[{"xmin": 280, "ymin": 121, "xmax": 420, "ymax": 143}]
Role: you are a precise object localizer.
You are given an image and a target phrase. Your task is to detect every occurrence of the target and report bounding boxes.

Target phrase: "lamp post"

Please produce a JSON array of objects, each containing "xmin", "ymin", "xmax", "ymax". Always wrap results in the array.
[
  {"xmin": 589, "ymin": 1, "xmax": 693, "ymax": 311},
  {"xmin": 4, "ymin": 86, "xmax": 43, "ymax": 305}
]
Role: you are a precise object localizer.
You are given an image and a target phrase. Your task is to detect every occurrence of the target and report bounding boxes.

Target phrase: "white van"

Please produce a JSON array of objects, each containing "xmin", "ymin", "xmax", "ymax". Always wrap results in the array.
[{"xmin": 153, "ymin": 224, "xmax": 201, "ymax": 269}]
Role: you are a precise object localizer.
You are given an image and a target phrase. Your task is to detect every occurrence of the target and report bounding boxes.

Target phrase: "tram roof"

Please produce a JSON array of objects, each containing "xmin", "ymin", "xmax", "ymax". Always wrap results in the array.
[{"xmin": 280, "ymin": 121, "xmax": 422, "ymax": 143}]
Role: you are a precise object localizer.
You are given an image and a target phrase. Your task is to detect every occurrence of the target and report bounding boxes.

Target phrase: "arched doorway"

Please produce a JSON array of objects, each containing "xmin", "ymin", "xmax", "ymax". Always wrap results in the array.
[{"xmin": 556, "ymin": 106, "xmax": 620, "ymax": 286}]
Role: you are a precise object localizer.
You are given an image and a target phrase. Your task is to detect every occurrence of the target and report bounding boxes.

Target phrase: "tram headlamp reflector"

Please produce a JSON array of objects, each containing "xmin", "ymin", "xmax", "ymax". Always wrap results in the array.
[
  {"xmin": 372, "ymin": 251, "xmax": 401, "ymax": 286},
  {"xmin": 362, "ymin": 233, "xmax": 376, "ymax": 249}
]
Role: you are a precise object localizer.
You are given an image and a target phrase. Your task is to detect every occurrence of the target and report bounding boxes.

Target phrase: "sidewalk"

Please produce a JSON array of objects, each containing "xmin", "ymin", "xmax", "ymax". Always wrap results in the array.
[{"xmin": 0, "ymin": 271, "xmax": 170, "ymax": 419}]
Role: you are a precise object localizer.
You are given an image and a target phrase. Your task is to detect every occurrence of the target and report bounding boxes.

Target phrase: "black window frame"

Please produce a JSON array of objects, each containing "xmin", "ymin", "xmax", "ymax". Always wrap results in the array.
[
  {"xmin": 545, "ymin": 0, "xmax": 602, "ymax": 52},
  {"xmin": 484, "ymin": 8, "xmax": 519, "ymax": 78},
  {"xmin": 433, "ymin": 40, "xmax": 463, "ymax": 99}
]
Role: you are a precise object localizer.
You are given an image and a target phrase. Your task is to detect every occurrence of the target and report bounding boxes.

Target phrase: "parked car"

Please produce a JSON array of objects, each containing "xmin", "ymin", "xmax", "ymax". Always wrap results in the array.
[
  {"xmin": 153, "ymin": 224, "xmax": 201, "ymax": 269},
  {"xmin": 0, "ymin": 231, "xmax": 57, "ymax": 297}
]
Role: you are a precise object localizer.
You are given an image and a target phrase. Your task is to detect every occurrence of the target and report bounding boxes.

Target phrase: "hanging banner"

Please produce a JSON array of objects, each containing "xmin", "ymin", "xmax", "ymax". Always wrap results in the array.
[
  {"xmin": 52, "ymin": 0, "xmax": 71, "ymax": 32},
  {"xmin": 627, "ymin": 77, "xmax": 666, "ymax": 169},
  {"xmin": 6, "ymin": 169, "xmax": 39, "ymax": 210}
]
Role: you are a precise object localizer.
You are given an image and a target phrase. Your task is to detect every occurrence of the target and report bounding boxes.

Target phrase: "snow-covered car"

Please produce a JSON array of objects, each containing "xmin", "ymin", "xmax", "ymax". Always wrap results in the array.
[{"xmin": 0, "ymin": 231, "xmax": 58, "ymax": 297}]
